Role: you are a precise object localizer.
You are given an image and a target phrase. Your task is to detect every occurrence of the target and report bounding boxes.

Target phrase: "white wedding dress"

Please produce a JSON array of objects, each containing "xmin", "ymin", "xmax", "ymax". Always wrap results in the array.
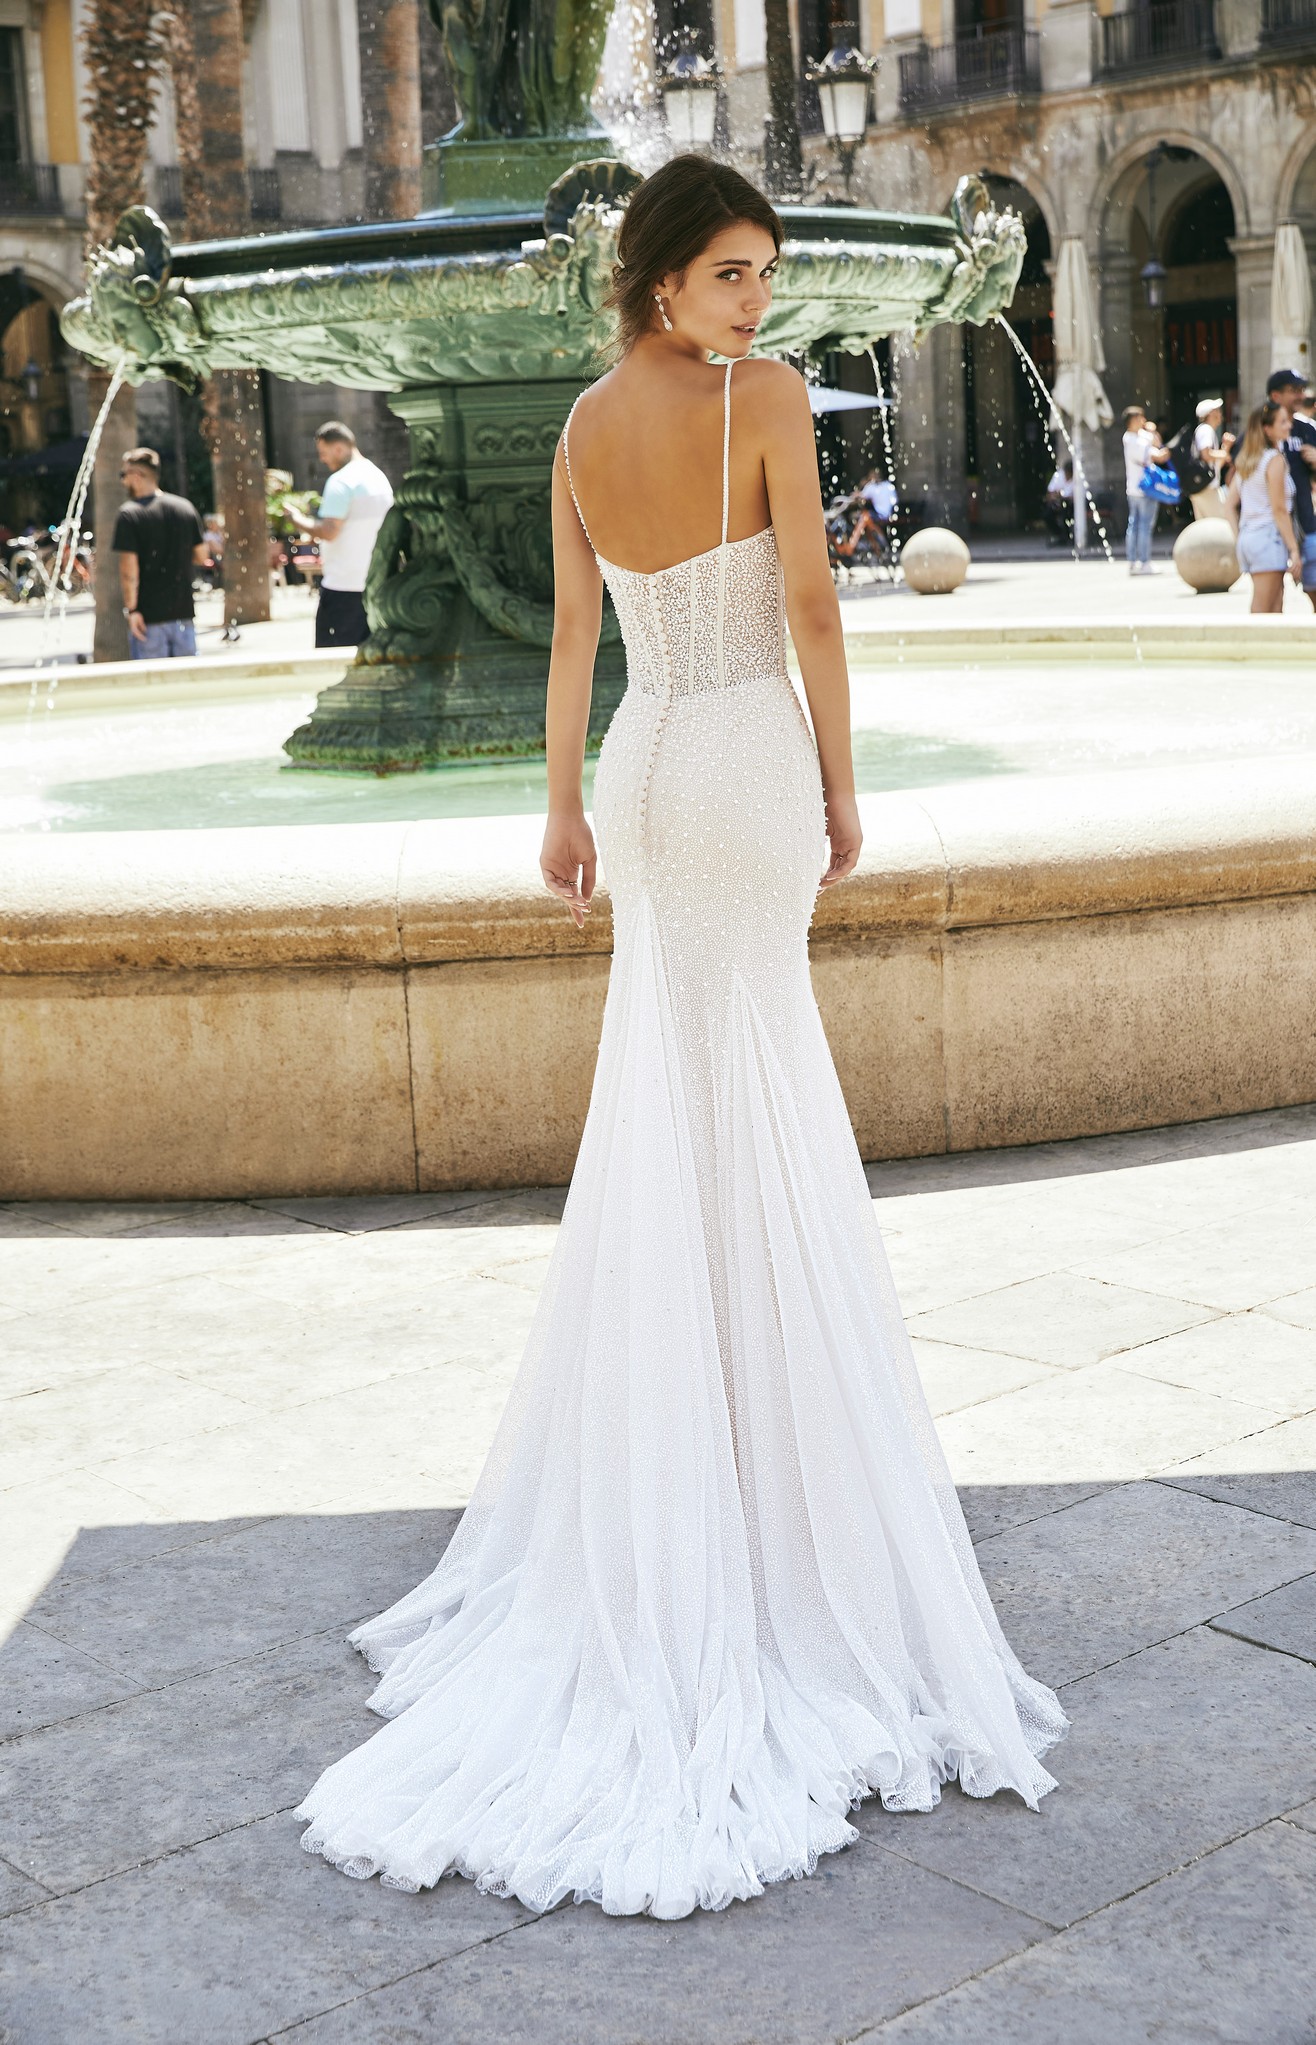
[{"xmin": 297, "ymin": 361, "xmax": 1066, "ymax": 1917}]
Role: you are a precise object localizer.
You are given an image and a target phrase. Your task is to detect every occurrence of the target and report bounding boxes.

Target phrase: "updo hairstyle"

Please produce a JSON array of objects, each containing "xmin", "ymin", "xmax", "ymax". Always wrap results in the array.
[{"xmin": 605, "ymin": 155, "xmax": 783, "ymax": 355}]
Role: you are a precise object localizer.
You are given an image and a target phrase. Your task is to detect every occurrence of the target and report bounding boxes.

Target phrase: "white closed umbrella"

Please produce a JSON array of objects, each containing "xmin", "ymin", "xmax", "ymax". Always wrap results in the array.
[
  {"xmin": 1051, "ymin": 236, "xmax": 1112, "ymax": 555},
  {"xmin": 1270, "ymin": 223, "xmax": 1313, "ymax": 377}
]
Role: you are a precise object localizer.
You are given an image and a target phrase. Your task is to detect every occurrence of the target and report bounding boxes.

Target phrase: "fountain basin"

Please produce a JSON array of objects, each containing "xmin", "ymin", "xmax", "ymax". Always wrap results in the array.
[{"xmin": 4, "ymin": 754, "xmax": 1314, "ymax": 1199}]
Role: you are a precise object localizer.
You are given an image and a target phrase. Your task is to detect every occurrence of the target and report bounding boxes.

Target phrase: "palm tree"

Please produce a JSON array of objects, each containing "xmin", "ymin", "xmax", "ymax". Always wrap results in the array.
[
  {"xmin": 171, "ymin": 0, "xmax": 271, "ymax": 628},
  {"xmin": 81, "ymin": 0, "xmax": 167, "ymax": 660},
  {"xmin": 762, "ymin": 0, "xmax": 803, "ymax": 197},
  {"xmin": 357, "ymin": 0, "xmax": 423, "ymax": 222}
]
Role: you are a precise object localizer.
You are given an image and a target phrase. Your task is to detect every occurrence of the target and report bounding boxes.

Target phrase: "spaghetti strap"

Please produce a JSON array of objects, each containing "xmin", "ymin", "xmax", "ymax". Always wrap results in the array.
[
  {"xmin": 716, "ymin": 357, "xmax": 733, "ymax": 687},
  {"xmin": 561, "ymin": 397, "xmax": 595, "ymax": 552}
]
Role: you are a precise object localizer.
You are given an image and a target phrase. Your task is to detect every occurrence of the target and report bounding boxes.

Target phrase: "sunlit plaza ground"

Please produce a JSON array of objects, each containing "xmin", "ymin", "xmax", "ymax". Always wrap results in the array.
[{"xmin": 1, "ymin": 1106, "xmax": 1315, "ymax": 2039}]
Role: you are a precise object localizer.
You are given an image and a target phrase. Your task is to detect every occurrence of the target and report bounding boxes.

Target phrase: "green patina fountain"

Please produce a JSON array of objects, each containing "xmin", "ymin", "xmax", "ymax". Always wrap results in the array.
[{"xmin": 62, "ymin": 0, "xmax": 1025, "ymax": 770}]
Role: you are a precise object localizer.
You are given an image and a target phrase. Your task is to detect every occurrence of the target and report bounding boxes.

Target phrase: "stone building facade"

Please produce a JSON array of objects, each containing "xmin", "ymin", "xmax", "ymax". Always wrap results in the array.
[
  {"xmin": 716, "ymin": 0, "xmax": 1316, "ymax": 529},
  {"xmin": 0, "ymin": 0, "xmax": 457, "ymax": 526}
]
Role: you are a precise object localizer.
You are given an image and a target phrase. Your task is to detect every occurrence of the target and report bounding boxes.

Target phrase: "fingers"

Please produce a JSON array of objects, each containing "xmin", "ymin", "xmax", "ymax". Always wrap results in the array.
[
  {"xmin": 541, "ymin": 863, "xmax": 590, "ymax": 928},
  {"xmin": 580, "ymin": 854, "xmax": 597, "ymax": 904}
]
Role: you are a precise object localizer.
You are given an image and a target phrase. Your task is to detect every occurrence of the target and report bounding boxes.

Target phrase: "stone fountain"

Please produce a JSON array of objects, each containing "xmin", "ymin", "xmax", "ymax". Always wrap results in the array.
[{"xmin": 62, "ymin": 0, "xmax": 1024, "ymax": 770}]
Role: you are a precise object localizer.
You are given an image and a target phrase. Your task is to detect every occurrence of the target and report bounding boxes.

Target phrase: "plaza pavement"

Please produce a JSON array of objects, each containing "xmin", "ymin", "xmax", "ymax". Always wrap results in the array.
[
  {"xmin": 1, "ymin": 1104, "xmax": 1315, "ymax": 2041},
  {"xmin": 8, "ymin": 545, "xmax": 1315, "ymax": 673}
]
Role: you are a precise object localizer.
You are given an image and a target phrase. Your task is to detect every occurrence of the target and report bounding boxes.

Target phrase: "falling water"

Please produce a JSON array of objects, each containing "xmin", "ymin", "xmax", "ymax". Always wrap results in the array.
[
  {"xmin": 995, "ymin": 315, "xmax": 1143, "ymax": 665},
  {"xmin": 995, "ymin": 315, "xmax": 1114, "ymax": 566},
  {"xmin": 30, "ymin": 359, "xmax": 129, "ymax": 710},
  {"xmin": 865, "ymin": 342, "xmax": 902, "ymax": 568}
]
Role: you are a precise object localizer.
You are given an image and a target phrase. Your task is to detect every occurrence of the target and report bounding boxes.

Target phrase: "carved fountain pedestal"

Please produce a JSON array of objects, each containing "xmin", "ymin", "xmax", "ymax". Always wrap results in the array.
[
  {"xmin": 63, "ymin": 166, "xmax": 1025, "ymax": 769},
  {"xmin": 287, "ymin": 378, "xmax": 626, "ymax": 768}
]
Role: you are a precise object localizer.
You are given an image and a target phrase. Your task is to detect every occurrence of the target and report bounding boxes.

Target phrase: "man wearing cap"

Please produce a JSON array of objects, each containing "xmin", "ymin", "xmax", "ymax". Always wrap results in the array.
[
  {"xmin": 1189, "ymin": 399, "xmax": 1233, "ymax": 521},
  {"xmin": 1268, "ymin": 368, "xmax": 1316, "ymax": 610}
]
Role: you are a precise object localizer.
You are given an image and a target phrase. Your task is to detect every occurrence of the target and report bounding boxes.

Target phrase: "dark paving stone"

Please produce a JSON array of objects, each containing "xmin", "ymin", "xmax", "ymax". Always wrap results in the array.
[
  {"xmin": 250, "ymin": 1192, "xmax": 505, "ymax": 1232},
  {"xmin": 0, "ymin": 1630, "xmax": 374, "ymax": 1895},
  {"xmin": 974, "ymin": 1480, "xmax": 1316, "ymax": 1686},
  {"xmin": 1211, "ymin": 1571, "xmax": 1316, "ymax": 1666},
  {"xmin": 0, "ymin": 1856, "xmax": 48, "ymax": 1918},
  {"xmin": 957, "ymin": 1481, "xmax": 1111, "ymax": 1545},
  {"xmin": 26, "ymin": 1507, "xmax": 458, "ymax": 1689},
  {"xmin": 857, "ymin": 1625, "xmax": 1316, "ymax": 1929},
  {"xmin": 0, "ymin": 1620, "xmax": 140, "ymax": 1739},
  {"xmin": 271, "ymin": 1838, "xmax": 1045, "ymax": 2045},
  {"xmin": 877, "ymin": 1822, "xmax": 1316, "ymax": 2043},
  {"xmin": 1165, "ymin": 1466, "xmax": 1316, "ymax": 1533},
  {"xmin": 0, "ymin": 1812, "xmax": 529, "ymax": 2045}
]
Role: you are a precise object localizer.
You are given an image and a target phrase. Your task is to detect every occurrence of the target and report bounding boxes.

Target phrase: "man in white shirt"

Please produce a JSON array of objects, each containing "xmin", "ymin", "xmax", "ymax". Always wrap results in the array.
[
  {"xmin": 1189, "ymin": 398, "xmax": 1233, "ymax": 520},
  {"xmin": 1122, "ymin": 404, "xmax": 1172, "ymax": 574},
  {"xmin": 288, "ymin": 421, "xmax": 394, "ymax": 647},
  {"xmin": 859, "ymin": 472, "xmax": 897, "ymax": 524}
]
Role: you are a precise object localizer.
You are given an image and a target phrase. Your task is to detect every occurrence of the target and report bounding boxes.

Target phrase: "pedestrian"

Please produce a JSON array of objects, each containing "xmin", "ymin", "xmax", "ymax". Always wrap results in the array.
[
  {"xmin": 1225, "ymin": 397, "xmax": 1302, "ymax": 614},
  {"xmin": 1044, "ymin": 458, "xmax": 1074, "ymax": 546},
  {"xmin": 1266, "ymin": 367, "xmax": 1316, "ymax": 612},
  {"xmin": 1122, "ymin": 404, "xmax": 1173, "ymax": 574},
  {"xmin": 859, "ymin": 468, "xmax": 897, "ymax": 532},
  {"xmin": 287, "ymin": 421, "xmax": 394, "ymax": 648},
  {"xmin": 1188, "ymin": 399, "xmax": 1233, "ymax": 519},
  {"xmin": 112, "ymin": 447, "xmax": 210, "ymax": 659}
]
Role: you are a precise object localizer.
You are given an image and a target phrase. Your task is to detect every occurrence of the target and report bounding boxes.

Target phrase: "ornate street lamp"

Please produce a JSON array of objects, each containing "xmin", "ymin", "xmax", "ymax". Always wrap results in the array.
[
  {"xmin": 659, "ymin": 29, "xmax": 722, "ymax": 152},
  {"xmin": 1140, "ymin": 144, "xmax": 1167, "ymax": 311},
  {"xmin": 805, "ymin": 17, "xmax": 878, "ymax": 202},
  {"xmin": 21, "ymin": 358, "xmax": 42, "ymax": 405}
]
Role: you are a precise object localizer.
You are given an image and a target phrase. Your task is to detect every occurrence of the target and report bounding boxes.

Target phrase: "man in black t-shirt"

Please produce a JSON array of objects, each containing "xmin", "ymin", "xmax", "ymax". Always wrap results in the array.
[
  {"xmin": 1268, "ymin": 368, "xmax": 1316, "ymax": 612},
  {"xmin": 112, "ymin": 448, "xmax": 210, "ymax": 658}
]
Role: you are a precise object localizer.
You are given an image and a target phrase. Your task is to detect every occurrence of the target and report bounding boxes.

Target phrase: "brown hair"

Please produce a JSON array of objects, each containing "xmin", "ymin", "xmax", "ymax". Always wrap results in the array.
[
  {"xmin": 314, "ymin": 420, "xmax": 356, "ymax": 446},
  {"xmin": 123, "ymin": 446, "xmax": 160, "ymax": 473},
  {"xmin": 1235, "ymin": 398, "xmax": 1286, "ymax": 479},
  {"xmin": 605, "ymin": 155, "xmax": 782, "ymax": 356}
]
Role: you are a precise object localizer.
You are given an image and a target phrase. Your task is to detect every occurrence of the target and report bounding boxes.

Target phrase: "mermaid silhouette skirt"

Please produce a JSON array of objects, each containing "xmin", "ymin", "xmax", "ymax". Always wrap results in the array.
[{"xmin": 295, "ymin": 515, "xmax": 1066, "ymax": 1920}]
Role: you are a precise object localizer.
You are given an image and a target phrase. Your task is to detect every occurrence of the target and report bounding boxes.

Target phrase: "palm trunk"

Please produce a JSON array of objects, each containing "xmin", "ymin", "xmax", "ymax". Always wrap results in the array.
[
  {"xmin": 81, "ymin": 0, "xmax": 166, "ymax": 660},
  {"xmin": 358, "ymin": 0, "xmax": 423, "ymax": 223},
  {"xmin": 184, "ymin": 0, "xmax": 272, "ymax": 627},
  {"xmin": 762, "ymin": 0, "xmax": 802, "ymax": 198}
]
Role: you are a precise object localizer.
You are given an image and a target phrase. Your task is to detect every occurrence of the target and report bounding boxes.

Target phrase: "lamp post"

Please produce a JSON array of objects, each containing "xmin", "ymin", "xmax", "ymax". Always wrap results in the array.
[
  {"xmin": 805, "ymin": 17, "xmax": 878, "ymax": 202},
  {"xmin": 658, "ymin": 29, "xmax": 721, "ymax": 152},
  {"xmin": 1140, "ymin": 144, "xmax": 1167, "ymax": 310}
]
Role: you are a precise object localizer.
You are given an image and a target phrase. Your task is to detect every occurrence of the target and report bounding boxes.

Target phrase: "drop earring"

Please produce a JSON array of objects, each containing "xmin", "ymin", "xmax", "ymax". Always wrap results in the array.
[{"xmin": 654, "ymin": 291, "xmax": 674, "ymax": 333}]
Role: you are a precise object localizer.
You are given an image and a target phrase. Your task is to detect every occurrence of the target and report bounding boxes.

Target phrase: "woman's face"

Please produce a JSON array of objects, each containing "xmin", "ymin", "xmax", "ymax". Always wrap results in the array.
[
  {"xmin": 1267, "ymin": 406, "xmax": 1292, "ymax": 445},
  {"xmin": 658, "ymin": 222, "xmax": 779, "ymax": 359}
]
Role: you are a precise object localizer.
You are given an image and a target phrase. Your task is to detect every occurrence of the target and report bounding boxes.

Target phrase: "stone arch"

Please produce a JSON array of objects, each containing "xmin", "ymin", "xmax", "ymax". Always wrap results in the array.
[
  {"xmin": 1095, "ymin": 130, "xmax": 1249, "ymax": 252},
  {"xmin": 1277, "ymin": 127, "xmax": 1316, "ymax": 232}
]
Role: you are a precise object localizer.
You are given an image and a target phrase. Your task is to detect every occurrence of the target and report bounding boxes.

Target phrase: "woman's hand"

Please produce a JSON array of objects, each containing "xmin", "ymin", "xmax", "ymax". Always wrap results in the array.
[
  {"xmin": 540, "ymin": 809, "xmax": 597, "ymax": 928},
  {"xmin": 1289, "ymin": 546, "xmax": 1303, "ymax": 584},
  {"xmin": 820, "ymin": 788, "xmax": 862, "ymax": 888}
]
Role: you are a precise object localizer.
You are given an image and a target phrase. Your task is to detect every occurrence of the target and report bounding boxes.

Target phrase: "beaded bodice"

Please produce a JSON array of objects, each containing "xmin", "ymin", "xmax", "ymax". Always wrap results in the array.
[{"xmin": 562, "ymin": 362, "xmax": 789, "ymax": 700}]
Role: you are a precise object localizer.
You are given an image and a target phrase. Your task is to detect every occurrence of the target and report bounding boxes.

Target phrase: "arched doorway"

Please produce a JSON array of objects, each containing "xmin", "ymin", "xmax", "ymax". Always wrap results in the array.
[
  {"xmin": 0, "ymin": 271, "xmax": 77, "ymax": 538},
  {"xmin": 961, "ymin": 176, "xmax": 1052, "ymax": 532},
  {"xmin": 1100, "ymin": 147, "xmax": 1238, "ymax": 452}
]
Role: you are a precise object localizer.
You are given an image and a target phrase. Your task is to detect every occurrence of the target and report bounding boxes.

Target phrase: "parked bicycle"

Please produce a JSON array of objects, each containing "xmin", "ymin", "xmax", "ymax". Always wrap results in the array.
[
  {"xmin": 0, "ymin": 525, "xmax": 94, "ymax": 604},
  {"xmin": 825, "ymin": 492, "xmax": 895, "ymax": 580}
]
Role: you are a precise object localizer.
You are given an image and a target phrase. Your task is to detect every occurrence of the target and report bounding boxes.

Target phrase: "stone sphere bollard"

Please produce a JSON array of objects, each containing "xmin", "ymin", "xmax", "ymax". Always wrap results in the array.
[
  {"xmin": 1173, "ymin": 518, "xmax": 1240, "ymax": 593},
  {"xmin": 901, "ymin": 528, "xmax": 970, "ymax": 594}
]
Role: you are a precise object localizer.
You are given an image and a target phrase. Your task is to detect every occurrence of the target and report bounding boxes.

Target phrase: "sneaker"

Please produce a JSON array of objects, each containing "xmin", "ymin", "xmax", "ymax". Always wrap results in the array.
[{"xmin": 1143, "ymin": 564, "xmax": 1160, "ymax": 576}]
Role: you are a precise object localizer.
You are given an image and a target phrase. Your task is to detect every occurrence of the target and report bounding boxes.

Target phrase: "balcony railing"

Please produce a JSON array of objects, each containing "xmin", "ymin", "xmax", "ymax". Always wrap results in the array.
[
  {"xmin": 0, "ymin": 163, "xmax": 61, "ymax": 216},
  {"xmin": 152, "ymin": 165, "xmax": 185, "ymax": 220},
  {"xmin": 248, "ymin": 167, "xmax": 281, "ymax": 221},
  {"xmin": 1260, "ymin": 0, "xmax": 1316, "ymax": 43},
  {"xmin": 1099, "ymin": 0, "xmax": 1220, "ymax": 74},
  {"xmin": 899, "ymin": 25, "xmax": 1040, "ymax": 113}
]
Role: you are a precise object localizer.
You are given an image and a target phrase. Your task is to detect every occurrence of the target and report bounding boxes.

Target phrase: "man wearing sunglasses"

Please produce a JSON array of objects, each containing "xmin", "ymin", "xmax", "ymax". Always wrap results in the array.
[{"xmin": 112, "ymin": 448, "xmax": 211, "ymax": 659}]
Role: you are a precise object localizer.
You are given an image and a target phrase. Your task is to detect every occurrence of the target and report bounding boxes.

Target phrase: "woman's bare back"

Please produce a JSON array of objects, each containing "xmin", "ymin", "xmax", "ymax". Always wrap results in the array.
[{"xmin": 557, "ymin": 354, "xmax": 782, "ymax": 574}]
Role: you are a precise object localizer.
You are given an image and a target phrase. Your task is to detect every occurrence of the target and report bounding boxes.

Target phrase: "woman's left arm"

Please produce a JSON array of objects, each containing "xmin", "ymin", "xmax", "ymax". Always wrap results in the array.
[{"xmin": 757, "ymin": 362, "xmax": 861, "ymax": 888}]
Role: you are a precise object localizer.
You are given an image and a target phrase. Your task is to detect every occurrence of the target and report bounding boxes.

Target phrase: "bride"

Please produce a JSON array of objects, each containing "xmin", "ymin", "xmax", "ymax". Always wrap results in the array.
[{"xmin": 297, "ymin": 154, "xmax": 1066, "ymax": 1918}]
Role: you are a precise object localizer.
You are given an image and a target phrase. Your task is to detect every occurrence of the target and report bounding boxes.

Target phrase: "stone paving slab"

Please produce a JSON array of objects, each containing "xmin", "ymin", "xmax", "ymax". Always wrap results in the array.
[
  {"xmin": 0, "ymin": 1816, "xmax": 531, "ymax": 2045},
  {"xmin": 858, "ymin": 1625, "xmax": 1316, "ymax": 1929},
  {"xmin": 21, "ymin": 1507, "xmax": 457, "ymax": 1693},
  {"xmin": 0, "ymin": 1103, "xmax": 1313, "ymax": 2042},
  {"xmin": 0, "ymin": 1629, "xmax": 366, "ymax": 1895},
  {"xmin": 875, "ymin": 1822, "xmax": 1316, "ymax": 2044},
  {"xmin": 1211, "ymin": 1571, "xmax": 1316, "ymax": 1665},
  {"xmin": 972, "ymin": 1480, "xmax": 1316, "ymax": 1685},
  {"xmin": 267, "ymin": 1839, "xmax": 1046, "ymax": 2045}
]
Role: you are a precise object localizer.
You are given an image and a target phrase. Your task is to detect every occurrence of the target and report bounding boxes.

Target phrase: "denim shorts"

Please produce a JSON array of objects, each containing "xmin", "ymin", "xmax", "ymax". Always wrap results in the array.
[
  {"xmin": 1302, "ymin": 530, "xmax": 1316, "ymax": 590},
  {"xmin": 1236, "ymin": 526, "xmax": 1289, "ymax": 576}
]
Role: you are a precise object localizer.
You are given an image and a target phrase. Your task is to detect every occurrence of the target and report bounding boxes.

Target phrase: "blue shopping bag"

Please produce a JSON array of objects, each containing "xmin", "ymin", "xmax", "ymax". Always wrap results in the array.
[{"xmin": 1139, "ymin": 462, "xmax": 1182, "ymax": 505}]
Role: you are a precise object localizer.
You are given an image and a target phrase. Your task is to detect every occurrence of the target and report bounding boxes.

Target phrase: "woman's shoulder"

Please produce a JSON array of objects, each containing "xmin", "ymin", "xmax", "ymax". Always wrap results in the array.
[{"xmin": 732, "ymin": 357, "xmax": 812, "ymax": 440}]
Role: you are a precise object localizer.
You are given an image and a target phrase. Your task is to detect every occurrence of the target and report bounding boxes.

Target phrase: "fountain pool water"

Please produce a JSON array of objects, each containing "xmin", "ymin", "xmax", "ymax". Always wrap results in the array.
[{"xmin": 8, "ymin": 645, "xmax": 1316, "ymax": 833}]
